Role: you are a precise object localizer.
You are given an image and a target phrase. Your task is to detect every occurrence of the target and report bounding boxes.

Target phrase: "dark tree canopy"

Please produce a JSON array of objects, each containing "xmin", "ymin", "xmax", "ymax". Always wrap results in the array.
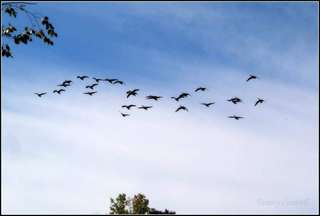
[
  {"xmin": 149, "ymin": 208, "xmax": 176, "ymax": 214},
  {"xmin": 109, "ymin": 193, "xmax": 176, "ymax": 215},
  {"xmin": 132, "ymin": 193, "xmax": 150, "ymax": 214},
  {"xmin": 1, "ymin": 2, "xmax": 57, "ymax": 58},
  {"xmin": 109, "ymin": 193, "xmax": 130, "ymax": 215}
]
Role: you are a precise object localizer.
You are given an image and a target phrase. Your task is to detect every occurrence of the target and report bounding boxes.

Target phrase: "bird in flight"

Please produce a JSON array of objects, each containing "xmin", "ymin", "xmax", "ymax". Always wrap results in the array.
[
  {"xmin": 255, "ymin": 98, "xmax": 265, "ymax": 106},
  {"xmin": 35, "ymin": 92, "xmax": 47, "ymax": 97},
  {"xmin": 92, "ymin": 77, "xmax": 103, "ymax": 83},
  {"xmin": 53, "ymin": 89, "xmax": 65, "ymax": 94},
  {"xmin": 201, "ymin": 102, "xmax": 215, "ymax": 107},
  {"xmin": 121, "ymin": 112, "xmax": 130, "ymax": 117},
  {"xmin": 83, "ymin": 91, "xmax": 97, "ymax": 96},
  {"xmin": 227, "ymin": 97, "xmax": 242, "ymax": 104},
  {"xmin": 113, "ymin": 80, "xmax": 125, "ymax": 85},
  {"xmin": 122, "ymin": 104, "xmax": 136, "ymax": 110},
  {"xmin": 57, "ymin": 82, "xmax": 71, "ymax": 88},
  {"xmin": 126, "ymin": 89, "xmax": 139, "ymax": 98},
  {"xmin": 145, "ymin": 95, "xmax": 162, "ymax": 101},
  {"xmin": 62, "ymin": 80, "xmax": 72, "ymax": 85},
  {"xmin": 179, "ymin": 92, "xmax": 190, "ymax": 98},
  {"xmin": 175, "ymin": 105, "xmax": 189, "ymax": 112},
  {"xmin": 228, "ymin": 115, "xmax": 244, "ymax": 120},
  {"xmin": 195, "ymin": 87, "xmax": 207, "ymax": 92},
  {"xmin": 171, "ymin": 92, "xmax": 190, "ymax": 102},
  {"xmin": 246, "ymin": 74, "xmax": 258, "ymax": 82},
  {"xmin": 77, "ymin": 75, "xmax": 89, "ymax": 80},
  {"xmin": 104, "ymin": 78, "xmax": 118, "ymax": 84},
  {"xmin": 138, "ymin": 105, "xmax": 153, "ymax": 110},
  {"xmin": 171, "ymin": 96, "xmax": 182, "ymax": 102},
  {"xmin": 86, "ymin": 83, "xmax": 98, "ymax": 90}
]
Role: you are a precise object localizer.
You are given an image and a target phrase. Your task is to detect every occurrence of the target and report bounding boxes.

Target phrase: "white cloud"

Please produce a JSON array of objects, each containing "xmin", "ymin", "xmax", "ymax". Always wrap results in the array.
[
  {"xmin": 1, "ymin": 3, "xmax": 318, "ymax": 214},
  {"xmin": 1, "ymin": 72, "xmax": 318, "ymax": 214}
]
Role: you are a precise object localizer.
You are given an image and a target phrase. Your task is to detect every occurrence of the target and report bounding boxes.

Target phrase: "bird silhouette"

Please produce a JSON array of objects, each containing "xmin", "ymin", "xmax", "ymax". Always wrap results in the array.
[
  {"xmin": 35, "ymin": 92, "xmax": 47, "ymax": 97},
  {"xmin": 179, "ymin": 92, "xmax": 190, "ymax": 98},
  {"xmin": 62, "ymin": 80, "xmax": 72, "ymax": 85},
  {"xmin": 57, "ymin": 83, "xmax": 71, "ymax": 88},
  {"xmin": 228, "ymin": 115, "xmax": 244, "ymax": 120},
  {"xmin": 255, "ymin": 98, "xmax": 265, "ymax": 106},
  {"xmin": 85, "ymin": 83, "xmax": 98, "ymax": 90},
  {"xmin": 201, "ymin": 102, "xmax": 215, "ymax": 107},
  {"xmin": 104, "ymin": 78, "xmax": 118, "ymax": 84},
  {"xmin": 171, "ymin": 93, "xmax": 190, "ymax": 102},
  {"xmin": 77, "ymin": 75, "xmax": 89, "ymax": 80},
  {"xmin": 92, "ymin": 77, "xmax": 103, "ymax": 83},
  {"xmin": 246, "ymin": 74, "xmax": 258, "ymax": 82},
  {"xmin": 83, "ymin": 91, "xmax": 97, "ymax": 96},
  {"xmin": 175, "ymin": 105, "xmax": 188, "ymax": 112},
  {"xmin": 113, "ymin": 80, "xmax": 125, "ymax": 85},
  {"xmin": 171, "ymin": 96, "xmax": 181, "ymax": 102},
  {"xmin": 195, "ymin": 87, "xmax": 207, "ymax": 92},
  {"xmin": 53, "ymin": 89, "xmax": 65, "ymax": 94},
  {"xmin": 121, "ymin": 112, "xmax": 130, "ymax": 117},
  {"xmin": 227, "ymin": 97, "xmax": 242, "ymax": 104},
  {"xmin": 126, "ymin": 89, "xmax": 139, "ymax": 98},
  {"xmin": 122, "ymin": 104, "xmax": 136, "ymax": 110},
  {"xmin": 145, "ymin": 95, "xmax": 162, "ymax": 101},
  {"xmin": 138, "ymin": 105, "xmax": 153, "ymax": 110}
]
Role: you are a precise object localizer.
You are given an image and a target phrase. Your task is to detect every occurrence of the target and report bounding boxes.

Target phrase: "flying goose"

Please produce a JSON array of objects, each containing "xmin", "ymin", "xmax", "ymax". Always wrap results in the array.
[
  {"xmin": 53, "ymin": 89, "xmax": 65, "ymax": 94},
  {"xmin": 86, "ymin": 83, "xmax": 98, "ymax": 90},
  {"xmin": 138, "ymin": 105, "xmax": 153, "ymax": 110},
  {"xmin": 255, "ymin": 98, "xmax": 265, "ymax": 106},
  {"xmin": 57, "ymin": 83, "xmax": 71, "ymax": 88},
  {"xmin": 175, "ymin": 105, "xmax": 188, "ymax": 112},
  {"xmin": 121, "ymin": 112, "xmax": 130, "ymax": 117},
  {"xmin": 113, "ymin": 80, "xmax": 125, "ymax": 85},
  {"xmin": 227, "ymin": 97, "xmax": 242, "ymax": 104},
  {"xmin": 77, "ymin": 75, "xmax": 89, "ymax": 80},
  {"xmin": 104, "ymin": 78, "xmax": 118, "ymax": 84},
  {"xmin": 126, "ymin": 89, "xmax": 139, "ymax": 98},
  {"xmin": 179, "ymin": 92, "xmax": 190, "ymax": 98},
  {"xmin": 201, "ymin": 102, "xmax": 215, "ymax": 107},
  {"xmin": 145, "ymin": 95, "xmax": 162, "ymax": 101},
  {"xmin": 83, "ymin": 91, "xmax": 97, "ymax": 96},
  {"xmin": 171, "ymin": 93, "xmax": 190, "ymax": 102},
  {"xmin": 195, "ymin": 87, "xmax": 207, "ymax": 92},
  {"xmin": 228, "ymin": 115, "xmax": 244, "ymax": 120},
  {"xmin": 171, "ymin": 96, "xmax": 182, "ymax": 102},
  {"xmin": 62, "ymin": 80, "xmax": 72, "ymax": 85},
  {"xmin": 122, "ymin": 104, "xmax": 136, "ymax": 110},
  {"xmin": 246, "ymin": 74, "xmax": 258, "ymax": 82},
  {"xmin": 35, "ymin": 92, "xmax": 47, "ymax": 97},
  {"xmin": 92, "ymin": 77, "xmax": 103, "ymax": 83}
]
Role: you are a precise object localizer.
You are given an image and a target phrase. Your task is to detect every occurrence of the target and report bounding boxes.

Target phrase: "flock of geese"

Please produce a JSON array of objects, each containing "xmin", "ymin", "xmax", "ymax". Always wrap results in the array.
[{"xmin": 34, "ymin": 74, "xmax": 265, "ymax": 120}]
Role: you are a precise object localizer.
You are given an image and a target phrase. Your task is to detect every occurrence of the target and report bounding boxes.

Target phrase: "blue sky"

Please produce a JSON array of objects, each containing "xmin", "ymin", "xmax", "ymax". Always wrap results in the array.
[
  {"xmin": 1, "ymin": 2, "xmax": 319, "ymax": 214},
  {"xmin": 2, "ymin": 2, "xmax": 318, "ymax": 89}
]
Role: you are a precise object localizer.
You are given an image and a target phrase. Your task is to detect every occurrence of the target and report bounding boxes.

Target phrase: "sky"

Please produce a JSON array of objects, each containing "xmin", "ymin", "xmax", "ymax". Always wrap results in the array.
[{"xmin": 1, "ymin": 2, "xmax": 319, "ymax": 214}]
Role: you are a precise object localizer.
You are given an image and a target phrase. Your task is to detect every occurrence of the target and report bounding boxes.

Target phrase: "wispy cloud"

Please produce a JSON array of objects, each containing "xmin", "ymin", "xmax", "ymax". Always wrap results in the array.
[
  {"xmin": 2, "ymin": 63, "xmax": 318, "ymax": 214},
  {"xmin": 2, "ymin": 2, "xmax": 318, "ymax": 214}
]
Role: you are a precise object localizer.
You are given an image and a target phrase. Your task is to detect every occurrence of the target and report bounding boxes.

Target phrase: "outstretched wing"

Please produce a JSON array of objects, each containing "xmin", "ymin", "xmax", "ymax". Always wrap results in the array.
[{"xmin": 126, "ymin": 92, "xmax": 132, "ymax": 98}]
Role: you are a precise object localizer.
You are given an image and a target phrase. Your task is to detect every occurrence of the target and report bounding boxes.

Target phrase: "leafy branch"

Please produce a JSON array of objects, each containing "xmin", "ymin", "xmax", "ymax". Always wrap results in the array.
[{"xmin": 1, "ymin": 2, "xmax": 58, "ymax": 58}]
